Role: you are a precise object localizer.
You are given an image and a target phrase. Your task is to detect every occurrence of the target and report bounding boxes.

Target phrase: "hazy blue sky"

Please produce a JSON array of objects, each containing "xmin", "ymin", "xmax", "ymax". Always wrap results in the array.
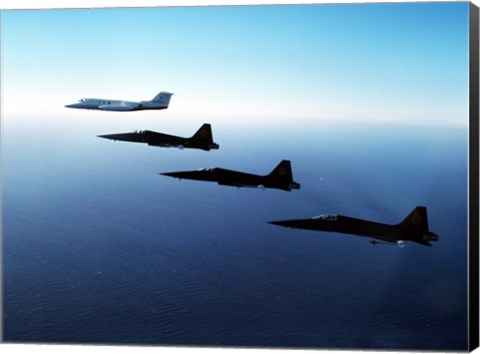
[{"xmin": 1, "ymin": 2, "xmax": 470, "ymax": 124}]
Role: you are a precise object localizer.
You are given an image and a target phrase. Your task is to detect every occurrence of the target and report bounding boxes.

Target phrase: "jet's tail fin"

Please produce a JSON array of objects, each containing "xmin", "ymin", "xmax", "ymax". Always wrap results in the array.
[
  {"xmin": 268, "ymin": 160, "xmax": 293, "ymax": 182},
  {"xmin": 188, "ymin": 123, "xmax": 219, "ymax": 150},
  {"xmin": 151, "ymin": 92, "xmax": 173, "ymax": 107},
  {"xmin": 397, "ymin": 206, "xmax": 429, "ymax": 234},
  {"xmin": 190, "ymin": 123, "xmax": 214, "ymax": 143},
  {"xmin": 266, "ymin": 160, "xmax": 300, "ymax": 190}
]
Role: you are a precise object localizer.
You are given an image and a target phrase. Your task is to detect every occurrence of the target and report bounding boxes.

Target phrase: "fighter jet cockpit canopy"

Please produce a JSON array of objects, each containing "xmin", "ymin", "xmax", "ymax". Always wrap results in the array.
[
  {"xmin": 313, "ymin": 214, "xmax": 338, "ymax": 221},
  {"xmin": 198, "ymin": 168, "xmax": 216, "ymax": 172}
]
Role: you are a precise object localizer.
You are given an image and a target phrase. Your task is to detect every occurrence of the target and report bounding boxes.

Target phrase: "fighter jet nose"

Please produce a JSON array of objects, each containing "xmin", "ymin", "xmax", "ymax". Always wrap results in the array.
[
  {"xmin": 97, "ymin": 134, "xmax": 119, "ymax": 141},
  {"xmin": 160, "ymin": 172, "xmax": 176, "ymax": 177},
  {"xmin": 268, "ymin": 220, "xmax": 290, "ymax": 227}
]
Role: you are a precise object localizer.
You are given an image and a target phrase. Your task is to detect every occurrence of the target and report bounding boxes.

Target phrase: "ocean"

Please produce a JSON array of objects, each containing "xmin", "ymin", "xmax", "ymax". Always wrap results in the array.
[{"xmin": 2, "ymin": 114, "xmax": 469, "ymax": 350}]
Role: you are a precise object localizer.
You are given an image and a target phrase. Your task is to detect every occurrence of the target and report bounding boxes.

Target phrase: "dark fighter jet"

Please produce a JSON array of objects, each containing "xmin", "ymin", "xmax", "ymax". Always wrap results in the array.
[
  {"xmin": 269, "ymin": 206, "xmax": 438, "ymax": 247},
  {"xmin": 98, "ymin": 123, "xmax": 219, "ymax": 151},
  {"xmin": 161, "ymin": 160, "xmax": 301, "ymax": 191}
]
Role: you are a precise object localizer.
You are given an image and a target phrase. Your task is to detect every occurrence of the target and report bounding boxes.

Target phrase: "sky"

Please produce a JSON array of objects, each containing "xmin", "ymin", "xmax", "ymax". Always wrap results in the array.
[{"xmin": 0, "ymin": 1, "xmax": 471, "ymax": 125}]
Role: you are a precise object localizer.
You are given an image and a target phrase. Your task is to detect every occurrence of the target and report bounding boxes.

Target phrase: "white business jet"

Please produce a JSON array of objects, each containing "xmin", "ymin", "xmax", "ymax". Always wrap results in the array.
[{"xmin": 65, "ymin": 91, "xmax": 173, "ymax": 111}]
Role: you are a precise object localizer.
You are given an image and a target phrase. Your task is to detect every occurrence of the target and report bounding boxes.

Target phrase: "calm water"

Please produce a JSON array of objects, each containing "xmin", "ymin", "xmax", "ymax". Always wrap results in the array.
[{"xmin": 2, "ymin": 115, "xmax": 468, "ymax": 350}]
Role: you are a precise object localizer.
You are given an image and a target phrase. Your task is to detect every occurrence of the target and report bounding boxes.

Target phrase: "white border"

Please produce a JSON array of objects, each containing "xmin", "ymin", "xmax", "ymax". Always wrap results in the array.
[{"xmin": 1, "ymin": 1, "xmax": 477, "ymax": 354}]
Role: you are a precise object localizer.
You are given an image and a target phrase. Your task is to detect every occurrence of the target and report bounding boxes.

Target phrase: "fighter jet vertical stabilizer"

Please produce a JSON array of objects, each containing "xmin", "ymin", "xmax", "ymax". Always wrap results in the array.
[{"xmin": 186, "ymin": 123, "xmax": 219, "ymax": 150}]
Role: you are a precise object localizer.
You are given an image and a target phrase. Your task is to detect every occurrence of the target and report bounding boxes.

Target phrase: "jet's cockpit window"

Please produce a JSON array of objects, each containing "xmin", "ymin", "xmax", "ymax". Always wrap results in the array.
[
  {"xmin": 313, "ymin": 214, "xmax": 338, "ymax": 221},
  {"xmin": 79, "ymin": 99, "xmax": 85, "ymax": 103}
]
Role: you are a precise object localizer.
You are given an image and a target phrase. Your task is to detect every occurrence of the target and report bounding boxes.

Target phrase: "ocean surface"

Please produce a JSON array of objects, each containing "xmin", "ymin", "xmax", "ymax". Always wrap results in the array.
[{"xmin": 2, "ymin": 114, "xmax": 469, "ymax": 350}]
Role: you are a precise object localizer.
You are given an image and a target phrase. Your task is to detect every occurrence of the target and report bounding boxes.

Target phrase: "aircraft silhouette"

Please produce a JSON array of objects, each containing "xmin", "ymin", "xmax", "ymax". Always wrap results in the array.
[
  {"xmin": 98, "ymin": 123, "xmax": 219, "ymax": 151},
  {"xmin": 161, "ymin": 160, "xmax": 300, "ymax": 191},
  {"xmin": 269, "ymin": 206, "xmax": 438, "ymax": 247}
]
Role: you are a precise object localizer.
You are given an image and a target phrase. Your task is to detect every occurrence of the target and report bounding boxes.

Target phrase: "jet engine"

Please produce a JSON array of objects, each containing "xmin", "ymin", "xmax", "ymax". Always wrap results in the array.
[{"xmin": 423, "ymin": 232, "xmax": 439, "ymax": 242}]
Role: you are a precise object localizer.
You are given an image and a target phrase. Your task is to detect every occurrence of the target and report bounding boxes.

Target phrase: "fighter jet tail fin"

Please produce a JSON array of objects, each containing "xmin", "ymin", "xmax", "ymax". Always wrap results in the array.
[
  {"xmin": 190, "ymin": 123, "xmax": 213, "ymax": 141},
  {"xmin": 267, "ymin": 160, "xmax": 294, "ymax": 182},
  {"xmin": 151, "ymin": 91, "xmax": 173, "ymax": 107},
  {"xmin": 191, "ymin": 123, "xmax": 213, "ymax": 141},
  {"xmin": 398, "ymin": 206, "xmax": 429, "ymax": 234}
]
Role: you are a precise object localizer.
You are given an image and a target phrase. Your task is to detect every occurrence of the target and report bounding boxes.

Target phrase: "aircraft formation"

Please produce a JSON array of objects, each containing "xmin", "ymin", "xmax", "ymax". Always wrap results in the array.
[{"xmin": 66, "ymin": 90, "xmax": 438, "ymax": 248}]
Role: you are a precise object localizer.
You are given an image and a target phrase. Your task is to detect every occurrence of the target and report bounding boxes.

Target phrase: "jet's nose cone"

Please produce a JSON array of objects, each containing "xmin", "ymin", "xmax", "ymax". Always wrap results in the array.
[
  {"xmin": 160, "ymin": 172, "xmax": 179, "ymax": 177},
  {"xmin": 97, "ymin": 132, "xmax": 145, "ymax": 143},
  {"xmin": 268, "ymin": 220, "xmax": 293, "ymax": 227},
  {"xmin": 160, "ymin": 171, "xmax": 199, "ymax": 180},
  {"xmin": 97, "ymin": 133, "xmax": 119, "ymax": 140}
]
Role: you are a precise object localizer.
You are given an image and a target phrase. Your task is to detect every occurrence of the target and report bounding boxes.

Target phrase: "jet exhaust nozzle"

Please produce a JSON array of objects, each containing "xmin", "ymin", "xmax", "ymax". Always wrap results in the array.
[{"xmin": 423, "ymin": 232, "xmax": 439, "ymax": 242}]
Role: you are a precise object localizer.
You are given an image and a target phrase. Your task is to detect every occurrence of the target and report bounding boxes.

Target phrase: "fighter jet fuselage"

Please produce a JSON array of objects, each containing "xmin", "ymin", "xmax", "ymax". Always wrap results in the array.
[
  {"xmin": 161, "ymin": 160, "xmax": 301, "ymax": 191},
  {"xmin": 98, "ymin": 124, "xmax": 219, "ymax": 151},
  {"xmin": 65, "ymin": 91, "xmax": 173, "ymax": 111},
  {"xmin": 269, "ymin": 206, "xmax": 439, "ymax": 246}
]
